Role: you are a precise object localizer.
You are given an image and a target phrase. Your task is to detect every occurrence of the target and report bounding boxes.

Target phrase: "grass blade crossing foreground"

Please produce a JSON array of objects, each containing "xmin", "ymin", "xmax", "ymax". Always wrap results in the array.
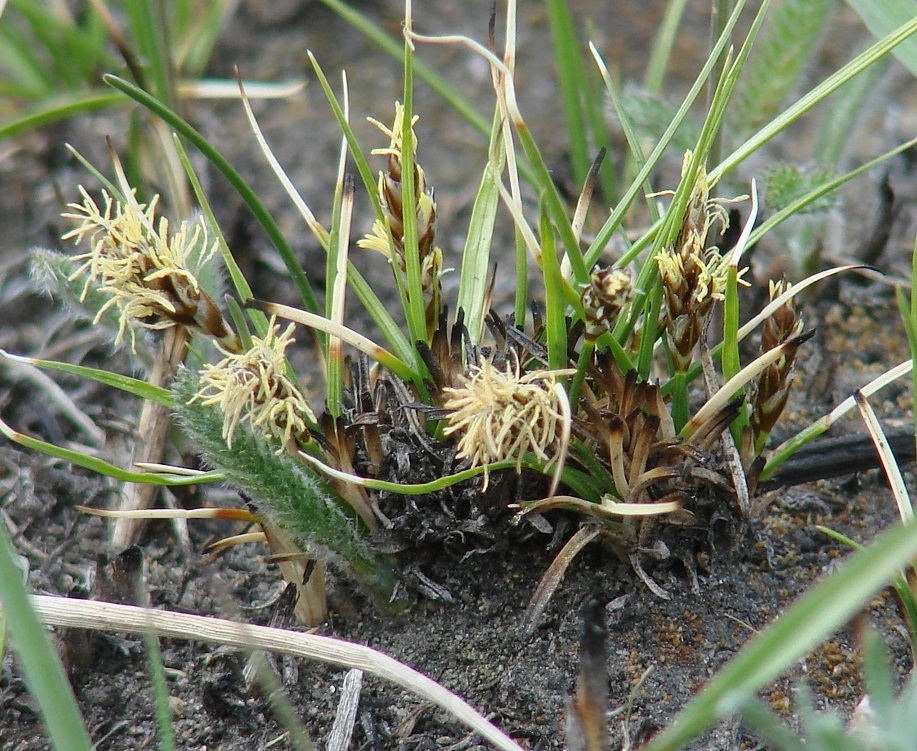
[
  {"xmin": 17, "ymin": 595, "xmax": 527, "ymax": 751},
  {"xmin": 645, "ymin": 518, "xmax": 917, "ymax": 751},
  {"xmin": 0, "ymin": 522, "xmax": 93, "ymax": 751}
]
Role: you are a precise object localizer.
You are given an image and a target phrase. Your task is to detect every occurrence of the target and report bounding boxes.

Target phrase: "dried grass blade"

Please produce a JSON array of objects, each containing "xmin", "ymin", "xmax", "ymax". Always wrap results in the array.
[
  {"xmin": 23, "ymin": 596, "xmax": 528, "ymax": 751},
  {"xmin": 522, "ymin": 526, "xmax": 602, "ymax": 634},
  {"xmin": 854, "ymin": 390, "xmax": 913, "ymax": 523}
]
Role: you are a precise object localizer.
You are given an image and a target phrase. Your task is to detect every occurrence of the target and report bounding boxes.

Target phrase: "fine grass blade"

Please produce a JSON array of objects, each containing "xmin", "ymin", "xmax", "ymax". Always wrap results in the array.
[
  {"xmin": 397, "ymin": 20, "xmax": 428, "ymax": 347},
  {"xmin": 643, "ymin": 0, "xmax": 690, "ymax": 93},
  {"xmin": 0, "ymin": 522, "xmax": 93, "ymax": 751},
  {"xmin": 124, "ymin": 0, "xmax": 177, "ymax": 108},
  {"xmin": 583, "ymin": 0, "xmax": 750, "ymax": 272},
  {"xmin": 457, "ymin": 113, "xmax": 504, "ymax": 345},
  {"xmin": 545, "ymin": 0, "xmax": 592, "ymax": 187},
  {"xmin": 539, "ymin": 205, "xmax": 569, "ymax": 371},
  {"xmin": 845, "ymin": 0, "xmax": 917, "ymax": 75},
  {"xmin": 748, "ymin": 137, "xmax": 917, "ymax": 249},
  {"xmin": 317, "ymin": 0, "xmax": 490, "ymax": 139},
  {"xmin": 729, "ymin": 0, "xmax": 834, "ymax": 132},
  {"xmin": 0, "ymin": 415, "xmax": 223, "ymax": 486},
  {"xmin": 711, "ymin": 14, "xmax": 917, "ymax": 183},
  {"xmin": 102, "ymin": 74, "xmax": 320, "ymax": 315},
  {"xmin": 644, "ymin": 517, "xmax": 917, "ymax": 751},
  {"xmin": 170, "ymin": 133, "xmax": 269, "ymax": 337},
  {"xmin": 0, "ymin": 91, "xmax": 123, "ymax": 140},
  {"xmin": 760, "ymin": 359, "xmax": 913, "ymax": 481},
  {"xmin": 0, "ymin": 350, "xmax": 172, "ymax": 406},
  {"xmin": 818, "ymin": 526, "xmax": 917, "ymax": 651},
  {"xmin": 143, "ymin": 625, "xmax": 177, "ymax": 751}
]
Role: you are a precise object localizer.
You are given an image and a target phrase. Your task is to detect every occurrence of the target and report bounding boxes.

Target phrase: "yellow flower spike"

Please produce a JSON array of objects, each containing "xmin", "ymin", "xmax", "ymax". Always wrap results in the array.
[
  {"xmin": 442, "ymin": 358, "xmax": 572, "ymax": 489},
  {"xmin": 366, "ymin": 101, "xmax": 419, "ymax": 160},
  {"xmin": 656, "ymin": 153, "xmax": 751, "ymax": 372},
  {"xmin": 191, "ymin": 318, "xmax": 316, "ymax": 453},
  {"xmin": 359, "ymin": 102, "xmax": 443, "ymax": 338},
  {"xmin": 61, "ymin": 187, "xmax": 229, "ymax": 350},
  {"xmin": 62, "ymin": 188, "xmax": 158, "ymax": 298}
]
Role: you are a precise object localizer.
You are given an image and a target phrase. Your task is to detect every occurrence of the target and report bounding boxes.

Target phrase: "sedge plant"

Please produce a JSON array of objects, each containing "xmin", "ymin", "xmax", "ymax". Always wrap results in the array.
[
  {"xmin": 1, "ymin": 0, "xmax": 916, "ymax": 636},
  {"xmin": 2, "ymin": 0, "xmax": 917, "ymax": 750}
]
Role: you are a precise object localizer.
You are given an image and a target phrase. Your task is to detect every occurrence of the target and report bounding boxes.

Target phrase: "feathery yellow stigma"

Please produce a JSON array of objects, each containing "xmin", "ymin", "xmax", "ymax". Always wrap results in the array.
[
  {"xmin": 443, "ymin": 358, "xmax": 567, "ymax": 487},
  {"xmin": 192, "ymin": 319, "xmax": 315, "ymax": 452},
  {"xmin": 62, "ymin": 187, "xmax": 223, "ymax": 350}
]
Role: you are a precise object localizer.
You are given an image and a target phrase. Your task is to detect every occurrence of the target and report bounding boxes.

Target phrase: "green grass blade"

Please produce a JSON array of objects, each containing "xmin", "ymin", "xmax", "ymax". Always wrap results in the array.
[
  {"xmin": 398, "ymin": 28, "xmax": 428, "ymax": 346},
  {"xmin": 170, "ymin": 133, "xmax": 267, "ymax": 336},
  {"xmin": 307, "ymin": 53, "xmax": 381, "ymax": 220},
  {"xmin": 592, "ymin": 44, "xmax": 661, "ymax": 222},
  {"xmin": 225, "ymin": 296, "xmax": 254, "ymax": 352},
  {"xmin": 583, "ymin": 0, "xmax": 749, "ymax": 272},
  {"xmin": 318, "ymin": 0, "xmax": 490, "ymax": 139},
  {"xmin": 0, "ymin": 28, "xmax": 53, "ymax": 96},
  {"xmin": 457, "ymin": 113, "xmax": 503, "ymax": 345},
  {"xmin": 0, "ymin": 522, "xmax": 93, "ymax": 751},
  {"xmin": 748, "ymin": 137, "xmax": 917, "ymax": 249},
  {"xmin": 0, "ymin": 415, "xmax": 223, "ymax": 486},
  {"xmin": 539, "ymin": 205, "xmax": 568, "ymax": 371},
  {"xmin": 546, "ymin": 0, "xmax": 590, "ymax": 186},
  {"xmin": 344, "ymin": 264, "xmax": 418, "ymax": 372},
  {"xmin": 0, "ymin": 350, "xmax": 172, "ymax": 405},
  {"xmin": 819, "ymin": 525, "xmax": 917, "ymax": 653},
  {"xmin": 722, "ymin": 266, "xmax": 742, "ymax": 383},
  {"xmin": 325, "ymin": 166, "xmax": 352, "ymax": 418},
  {"xmin": 143, "ymin": 627, "xmax": 177, "ymax": 751},
  {"xmin": 514, "ymin": 118, "xmax": 588, "ymax": 284},
  {"xmin": 0, "ymin": 91, "xmax": 124, "ymax": 140},
  {"xmin": 730, "ymin": 0, "xmax": 834, "ymax": 132},
  {"xmin": 711, "ymin": 14, "xmax": 917, "ymax": 183},
  {"xmin": 102, "ymin": 74, "xmax": 320, "ymax": 315},
  {"xmin": 645, "ymin": 518, "xmax": 917, "ymax": 751},
  {"xmin": 845, "ymin": 0, "xmax": 917, "ymax": 75},
  {"xmin": 644, "ymin": 0, "xmax": 690, "ymax": 92},
  {"xmin": 176, "ymin": 0, "xmax": 234, "ymax": 77},
  {"xmin": 124, "ymin": 0, "xmax": 177, "ymax": 107},
  {"xmin": 303, "ymin": 56, "xmax": 417, "ymax": 365},
  {"xmin": 4, "ymin": 0, "xmax": 110, "ymax": 88},
  {"xmin": 911, "ymin": 231, "xmax": 917, "ymax": 465},
  {"xmin": 738, "ymin": 699, "xmax": 809, "ymax": 751}
]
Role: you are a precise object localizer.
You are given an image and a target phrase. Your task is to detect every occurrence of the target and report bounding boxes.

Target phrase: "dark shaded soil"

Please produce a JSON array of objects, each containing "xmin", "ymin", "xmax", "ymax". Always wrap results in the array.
[{"xmin": 2, "ymin": 2, "xmax": 917, "ymax": 750}]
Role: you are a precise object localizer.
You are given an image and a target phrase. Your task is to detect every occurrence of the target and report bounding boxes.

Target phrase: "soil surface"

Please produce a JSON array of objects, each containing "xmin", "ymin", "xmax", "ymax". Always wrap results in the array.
[{"xmin": 2, "ymin": 2, "xmax": 917, "ymax": 750}]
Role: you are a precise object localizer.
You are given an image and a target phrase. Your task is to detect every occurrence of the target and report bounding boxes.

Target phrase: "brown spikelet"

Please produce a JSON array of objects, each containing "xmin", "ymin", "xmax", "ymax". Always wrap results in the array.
[
  {"xmin": 749, "ymin": 278, "xmax": 805, "ymax": 455},
  {"xmin": 581, "ymin": 266, "xmax": 633, "ymax": 340},
  {"xmin": 358, "ymin": 103, "xmax": 443, "ymax": 337}
]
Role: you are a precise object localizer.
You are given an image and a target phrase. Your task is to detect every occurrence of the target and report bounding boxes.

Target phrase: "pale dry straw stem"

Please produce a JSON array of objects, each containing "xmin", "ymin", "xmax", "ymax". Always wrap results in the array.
[
  {"xmin": 238, "ymin": 71, "xmax": 327, "ymax": 246},
  {"xmin": 682, "ymin": 334, "xmax": 812, "ymax": 441},
  {"xmin": 855, "ymin": 391, "xmax": 913, "ymax": 523},
  {"xmin": 496, "ymin": 176, "xmax": 542, "ymax": 265},
  {"xmin": 406, "ymin": 29, "xmax": 518, "ymax": 118},
  {"xmin": 330, "ymin": 75, "xmax": 354, "ymax": 379},
  {"xmin": 737, "ymin": 264, "xmax": 863, "ymax": 342},
  {"xmin": 113, "ymin": 326, "xmax": 188, "ymax": 549},
  {"xmin": 20, "ymin": 595, "xmax": 528, "ymax": 751},
  {"xmin": 699, "ymin": 322, "xmax": 750, "ymax": 516}
]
